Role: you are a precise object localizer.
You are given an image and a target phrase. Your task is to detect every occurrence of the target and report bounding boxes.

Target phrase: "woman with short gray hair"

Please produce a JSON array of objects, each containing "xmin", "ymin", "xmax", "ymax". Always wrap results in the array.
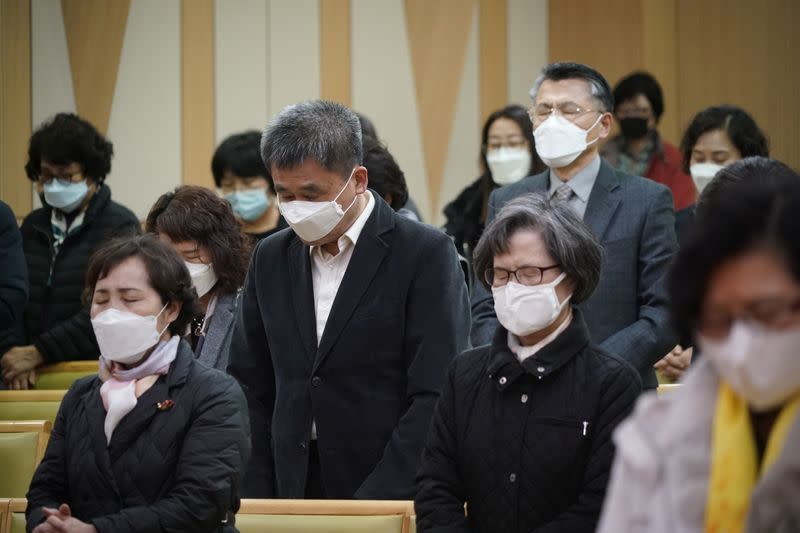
[{"xmin": 415, "ymin": 193, "xmax": 641, "ymax": 533}]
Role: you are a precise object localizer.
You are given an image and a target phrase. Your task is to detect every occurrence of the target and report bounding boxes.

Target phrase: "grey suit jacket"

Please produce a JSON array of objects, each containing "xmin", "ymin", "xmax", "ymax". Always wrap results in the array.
[
  {"xmin": 196, "ymin": 291, "xmax": 240, "ymax": 371},
  {"xmin": 471, "ymin": 160, "xmax": 678, "ymax": 388}
]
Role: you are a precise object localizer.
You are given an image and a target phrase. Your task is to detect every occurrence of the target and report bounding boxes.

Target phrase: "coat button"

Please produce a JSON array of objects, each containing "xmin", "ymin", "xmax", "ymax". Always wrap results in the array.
[
  {"xmin": 509, "ymin": 473, "xmax": 516, "ymax": 483},
  {"xmin": 311, "ymin": 376, "xmax": 322, "ymax": 387},
  {"xmin": 520, "ymin": 394, "xmax": 528, "ymax": 404},
  {"xmin": 499, "ymin": 376, "xmax": 507, "ymax": 385},
  {"xmin": 537, "ymin": 366, "xmax": 545, "ymax": 373}
]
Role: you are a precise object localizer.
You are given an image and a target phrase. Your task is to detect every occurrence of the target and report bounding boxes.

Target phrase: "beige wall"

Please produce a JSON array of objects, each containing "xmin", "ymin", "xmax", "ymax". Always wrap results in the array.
[{"xmin": 5, "ymin": 0, "xmax": 550, "ymax": 222}]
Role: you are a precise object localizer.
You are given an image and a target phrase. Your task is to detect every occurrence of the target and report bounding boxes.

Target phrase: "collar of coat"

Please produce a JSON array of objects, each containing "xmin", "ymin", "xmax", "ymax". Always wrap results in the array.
[{"xmin": 486, "ymin": 307, "xmax": 591, "ymax": 390}]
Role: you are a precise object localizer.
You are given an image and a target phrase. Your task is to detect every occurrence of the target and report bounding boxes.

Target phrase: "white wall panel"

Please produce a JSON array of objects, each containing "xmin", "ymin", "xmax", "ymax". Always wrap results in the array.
[
  {"xmin": 508, "ymin": 0, "xmax": 548, "ymax": 106},
  {"xmin": 106, "ymin": 0, "xmax": 181, "ymax": 219}
]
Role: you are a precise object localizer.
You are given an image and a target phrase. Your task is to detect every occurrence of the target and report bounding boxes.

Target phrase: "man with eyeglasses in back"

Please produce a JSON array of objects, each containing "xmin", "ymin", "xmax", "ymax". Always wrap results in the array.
[
  {"xmin": 0, "ymin": 113, "xmax": 139, "ymax": 389},
  {"xmin": 470, "ymin": 62, "xmax": 678, "ymax": 390}
]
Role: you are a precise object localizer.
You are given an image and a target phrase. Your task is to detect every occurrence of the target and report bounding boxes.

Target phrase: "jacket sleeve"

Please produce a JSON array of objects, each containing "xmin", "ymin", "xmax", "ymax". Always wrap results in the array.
[
  {"xmin": 26, "ymin": 384, "xmax": 79, "ymax": 531},
  {"xmin": 89, "ymin": 377, "xmax": 251, "ymax": 533},
  {"xmin": 226, "ymin": 244, "xmax": 277, "ymax": 497},
  {"xmin": 0, "ymin": 202, "xmax": 28, "ymax": 327},
  {"xmin": 469, "ymin": 190, "xmax": 500, "ymax": 347},
  {"xmin": 354, "ymin": 233, "xmax": 471, "ymax": 499},
  {"xmin": 599, "ymin": 185, "xmax": 678, "ymax": 376},
  {"xmin": 531, "ymin": 363, "xmax": 641, "ymax": 533},
  {"xmin": 414, "ymin": 362, "xmax": 470, "ymax": 533}
]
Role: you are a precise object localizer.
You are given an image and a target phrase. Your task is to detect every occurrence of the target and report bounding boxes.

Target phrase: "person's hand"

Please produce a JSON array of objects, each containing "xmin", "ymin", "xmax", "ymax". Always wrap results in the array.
[
  {"xmin": 654, "ymin": 345, "xmax": 693, "ymax": 382},
  {"xmin": 8, "ymin": 368, "xmax": 37, "ymax": 390},
  {"xmin": 33, "ymin": 504, "xmax": 97, "ymax": 533},
  {"xmin": 1, "ymin": 345, "xmax": 44, "ymax": 384}
]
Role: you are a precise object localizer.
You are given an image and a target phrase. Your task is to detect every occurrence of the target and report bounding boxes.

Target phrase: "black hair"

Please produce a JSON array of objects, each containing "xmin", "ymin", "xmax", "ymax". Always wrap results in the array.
[
  {"xmin": 613, "ymin": 71, "xmax": 664, "ymax": 121},
  {"xmin": 531, "ymin": 62, "xmax": 614, "ymax": 112},
  {"xmin": 261, "ymin": 100, "xmax": 362, "ymax": 179},
  {"xmin": 679, "ymin": 105, "xmax": 769, "ymax": 173},
  {"xmin": 25, "ymin": 113, "xmax": 113, "ymax": 182},
  {"xmin": 145, "ymin": 186, "xmax": 251, "ymax": 295},
  {"xmin": 480, "ymin": 104, "xmax": 545, "ymax": 185},
  {"xmin": 669, "ymin": 158, "xmax": 800, "ymax": 341},
  {"xmin": 85, "ymin": 234, "xmax": 199, "ymax": 336},
  {"xmin": 212, "ymin": 130, "xmax": 275, "ymax": 194},
  {"xmin": 361, "ymin": 135, "xmax": 408, "ymax": 211},
  {"xmin": 356, "ymin": 112, "xmax": 378, "ymax": 140}
]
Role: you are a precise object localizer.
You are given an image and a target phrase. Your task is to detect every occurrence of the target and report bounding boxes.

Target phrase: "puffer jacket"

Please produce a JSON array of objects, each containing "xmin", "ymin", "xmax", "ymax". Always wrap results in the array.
[
  {"xmin": 25, "ymin": 341, "xmax": 251, "ymax": 533},
  {"xmin": 415, "ymin": 309, "xmax": 641, "ymax": 533},
  {"xmin": 0, "ymin": 184, "xmax": 140, "ymax": 361}
]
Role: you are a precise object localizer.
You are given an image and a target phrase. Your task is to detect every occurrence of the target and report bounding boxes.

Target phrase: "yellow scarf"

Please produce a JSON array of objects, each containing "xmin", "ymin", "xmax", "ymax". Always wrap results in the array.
[{"xmin": 705, "ymin": 383, "xmax": 800, "ymax": 533}]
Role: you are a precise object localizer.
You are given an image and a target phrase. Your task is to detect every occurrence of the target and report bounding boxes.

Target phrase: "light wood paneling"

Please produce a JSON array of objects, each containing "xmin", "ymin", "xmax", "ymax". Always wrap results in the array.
[
  {"xmin": 405, "ymin": 0, "xmax": 475, "ymax": 212},
  {"xmin": 320, "ymin": 0, "xmax": 351, "ymax": 107},
  {"xmin": 0, "ymin": 0, "xmax": 32, "ymax": 216},
  {"xmin": 676, "ymin": 0, "xmax": 799, "ymax": 170},
  {"xmin": 548, "ymin": 0, "xmax": 643, "ymax": 91},
  {"xmin": 181, "ymin": 0, "xmax": 215, "ymax": 188},
  {"xmin": 641, "ymin": 0, "xmax": 679, "ymax": 144},
  {"xmin": 61, "ymin": 0, "xmax": 130, "ymax": 135},
  {"xmin": 479, "ymin": 0, "xmax": 507, "ymax": 122}
]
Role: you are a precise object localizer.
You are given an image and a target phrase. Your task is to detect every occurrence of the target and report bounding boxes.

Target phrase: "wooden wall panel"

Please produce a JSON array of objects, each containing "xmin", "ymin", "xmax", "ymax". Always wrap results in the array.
[
  {"xmin": 181, "ymin": 0, "xmax": 215, "ymax": 188},
  {"xmin": 676, "ymin": 0, "xmax": 799, "ymax": 170},
  {"xmin": 405, "ymin": 0, "xmax": 475, "ymax": 212},
  {"xmin": 478, "ymin": 0, "xmax": 507, "ymax": 122},
  {"xmin": 548, "ymin": 0, "xmax": 643, "ymax": 92},
  {"xmin": 320, "ymin": 0, "xmax": 351, "ymax": 106},
  {"xmin": 62, "ymin": 0, "xmax": 130, "ymax": 135},
  {"xmin": 641, "ymin": 0, "xmax": 679, "ymax": 144},
  {"xmin": 0, "ymin": 0, "xmax": 32, "ymax": 216}
]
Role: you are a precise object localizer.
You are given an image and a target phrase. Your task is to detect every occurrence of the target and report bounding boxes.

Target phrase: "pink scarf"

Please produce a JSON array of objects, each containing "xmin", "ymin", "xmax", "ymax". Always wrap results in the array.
[{"xmin": 99, "ymin": 336, "xmax": 179, "ymax": 444}]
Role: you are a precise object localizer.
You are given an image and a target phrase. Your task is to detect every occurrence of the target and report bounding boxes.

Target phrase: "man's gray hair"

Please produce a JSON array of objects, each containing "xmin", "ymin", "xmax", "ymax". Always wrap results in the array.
[
  {"xmin": 528, "ymin": 62, "xmax": 614, "ymax": 113},
  {"xmin": 261, "ymin": 100, "xmax": 363, "ymax": 178},
  {"xmin": 473, "ymin": 193, "xmax": 603, "ymax": 304}
]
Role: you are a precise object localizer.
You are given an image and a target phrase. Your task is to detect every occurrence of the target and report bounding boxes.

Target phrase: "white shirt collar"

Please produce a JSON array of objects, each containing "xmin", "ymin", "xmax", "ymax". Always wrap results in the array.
[
  {"xmin": 507, "ymin": 311, "xmax": 573, "ymax": 363},
  {"xmin": 310, "ymin": 191, "xmax": 375, "ymax": 260}
]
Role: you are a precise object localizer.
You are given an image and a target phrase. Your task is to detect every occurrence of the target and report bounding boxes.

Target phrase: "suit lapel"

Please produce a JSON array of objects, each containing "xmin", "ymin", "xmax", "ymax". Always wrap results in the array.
[
  {"xmin": 583, "ymin": 161, "xmax": 622, "ymax": 240},
  {"xmin": 288, "ymin": 237, "xmax": 318, "ymax": 361},
  {"xmin": 197, "ymin": 293, "xmax": 235, "ymax": 368},
  {"xmin": 313, "ymin": 198, "xmax": 393, "ymax": 373}
]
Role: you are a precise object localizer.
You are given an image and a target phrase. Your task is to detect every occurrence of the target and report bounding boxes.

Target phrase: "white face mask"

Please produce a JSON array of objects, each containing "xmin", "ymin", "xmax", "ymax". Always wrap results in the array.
[
  {"xmin": 185, "ymin": 261, "xmax": 217, "ymax": 298},
  {"xmin": 698, "ymin": 321, "xmax": 800, "ymax": 412},
  {"xmin": 487, "ymin": 147, "xmax": 532, "ymax": 185},
  {"xmin": 278, "ymin": 167, "xmax": 358, "ymax": 242},
  {"xmin": 91, "ymin": 303, "xmax": 171, "ymax": 364},
  {"xmin": 690, "ymin": 162, "xmax": 725, "ymax": 194},
  {"xmin": 533, "ymin": 114, "xmax": 603, "ymax": 169},
  {"xmin": 492, "ymin": 272, "xmax": 571, "ymax": 337}
]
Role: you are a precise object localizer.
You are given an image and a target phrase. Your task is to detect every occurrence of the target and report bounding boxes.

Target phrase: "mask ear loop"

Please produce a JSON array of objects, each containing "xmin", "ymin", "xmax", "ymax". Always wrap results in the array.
[
  {"xmin": 155, "ymin": 301, "xmax": 173, "ymax": 337},
  {"xmin": 334, "ymin": 166, "xmax": 360, "ymax": 214},
  {"xmin": 583, "ymin": 113, "xmax": 605, "ymax": 147}
]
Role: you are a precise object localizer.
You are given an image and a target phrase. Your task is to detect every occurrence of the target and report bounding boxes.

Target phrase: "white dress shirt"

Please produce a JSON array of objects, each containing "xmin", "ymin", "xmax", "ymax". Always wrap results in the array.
[{"xmin": 310, "ymin": 192, "xmax": 376, "ymax": 344}]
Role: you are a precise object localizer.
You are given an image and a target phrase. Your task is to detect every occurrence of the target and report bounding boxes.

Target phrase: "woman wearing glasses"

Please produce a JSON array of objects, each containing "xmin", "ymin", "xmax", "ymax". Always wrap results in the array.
[
  {"xmin": 443, "ymin": 105, "xmax": 545, "ymax": 261},
  {"xmin": 0, "ymin": 113, "xmax": 139, "ymax": 389},
  {"xmin": 416, "ymin": 194, "xmax": 641, "ymax": 533}
]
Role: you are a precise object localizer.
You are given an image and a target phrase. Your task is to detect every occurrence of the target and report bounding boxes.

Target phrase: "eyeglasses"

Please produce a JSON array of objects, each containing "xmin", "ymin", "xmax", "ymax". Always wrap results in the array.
[
  {"xmin": 485, "ymin": 264, "xmax": 561, "ymax": 288},
  {"xmin": 38, "ymin": 170, "xmax": 84, "ymax": 186},
  {"xmin": 485, "ymin": 138, "xmax": 528, "ymax": 151},
  {"xmin": 529, "ymin": 102, "xmax": 601, "ymax": 123},
  {"xmin": 698, "ymin": 298, "xmax": 800, "ymax": 339}
]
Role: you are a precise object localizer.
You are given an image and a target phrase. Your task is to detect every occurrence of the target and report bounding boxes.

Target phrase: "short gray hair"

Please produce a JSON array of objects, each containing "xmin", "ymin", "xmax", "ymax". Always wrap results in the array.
[
  {"xmin": 261, "ymin": 100, "xmax": 362, "ymax": 178},
  {"xmin": 528, "ymin": 62, "xmax": 614, "ymax": 113},
  {"xmin": 473, "ymin": 193, "xmax": 603, "ymax": 304}
]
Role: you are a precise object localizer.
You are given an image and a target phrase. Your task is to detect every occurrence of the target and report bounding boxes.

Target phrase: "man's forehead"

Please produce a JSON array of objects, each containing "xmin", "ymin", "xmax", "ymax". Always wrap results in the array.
[{"xmin": 535, "ymin": 78, "xmax": 594, "ymax": 102}]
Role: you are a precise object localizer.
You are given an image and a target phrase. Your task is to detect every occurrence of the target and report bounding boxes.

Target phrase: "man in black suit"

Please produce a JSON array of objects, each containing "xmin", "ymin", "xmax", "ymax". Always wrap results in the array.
[
  {"xmin": 228, "ymin": 100, "xmax": 470, "ymax": 499},
  {"xmin": 471, "ymin": 62, "xmax": 678, "ymax": 389}
]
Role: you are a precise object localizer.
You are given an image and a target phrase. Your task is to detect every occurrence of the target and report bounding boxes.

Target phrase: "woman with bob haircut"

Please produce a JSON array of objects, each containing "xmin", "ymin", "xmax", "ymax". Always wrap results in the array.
[
  {"xmin": 26, "ymin": 234, "xmax": 250, "ymax": 533},
  {"xmin": 416, "ymin": 194, "xmax": 641, "ymax": 533},
  {"xmin": 146, "ymin": 185, "xmax": 251, "ymax": 370},
  {"xmin": 599, "ymin": 158, "xmax": 800, "ymax": 533}
]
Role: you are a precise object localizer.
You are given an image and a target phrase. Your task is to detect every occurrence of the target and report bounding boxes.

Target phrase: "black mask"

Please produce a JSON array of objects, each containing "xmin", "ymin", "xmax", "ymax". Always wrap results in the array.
[{"xmin": 619, "ymin": 117, "xmax": 649, "ymax": 140}]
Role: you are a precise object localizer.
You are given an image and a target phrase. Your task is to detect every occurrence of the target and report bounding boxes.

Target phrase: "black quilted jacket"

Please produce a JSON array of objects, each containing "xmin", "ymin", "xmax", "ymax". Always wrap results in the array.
[
  {"xmin": 415, "ymin": 310, "xmax": 642, "ymax": 533},
  {"xmin": 0, "ymin": 184, "xmax": 139, "ymax": 361},
  {"xmin": 25, "ymin": 341, "xmax": 251, "ymax": 533}
]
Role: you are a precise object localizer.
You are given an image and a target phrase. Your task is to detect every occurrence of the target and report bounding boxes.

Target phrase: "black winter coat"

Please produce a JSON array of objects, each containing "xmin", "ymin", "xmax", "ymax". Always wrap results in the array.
[
  {"xmin": 0, "ymin": 185, "xmax": 139, "ymax": 361},
  {"xmin": 26, "ymin": 341, "xmax": 251, "ymax": 533},
  {"xmin": 415, "ymin": 310, "xmax": 641, "ymax": 533},
  {"xmin": 0, "ymin": 200, "xmax": 28, "ymax": 327}
]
